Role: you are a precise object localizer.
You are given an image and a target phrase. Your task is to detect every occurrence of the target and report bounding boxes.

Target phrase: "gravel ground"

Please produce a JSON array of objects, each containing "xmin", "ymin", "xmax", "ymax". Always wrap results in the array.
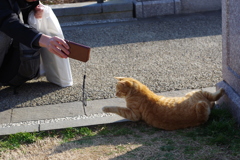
[{"xmin": 0, "ymin": 11, "xmax": 222, "ymax": 110}]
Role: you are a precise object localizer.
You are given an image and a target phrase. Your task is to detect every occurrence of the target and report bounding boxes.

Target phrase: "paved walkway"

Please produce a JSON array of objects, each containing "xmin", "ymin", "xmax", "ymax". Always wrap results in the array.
[{"xmin": 0, "ymin": 10, "xmax": 222, "ymax": 135}]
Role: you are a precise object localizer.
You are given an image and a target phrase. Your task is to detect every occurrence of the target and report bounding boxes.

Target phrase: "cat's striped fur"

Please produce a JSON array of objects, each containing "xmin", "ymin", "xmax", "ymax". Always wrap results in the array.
[{"xmin": 102, "ymin": 77, "xmax": 224, "ymax": 130}]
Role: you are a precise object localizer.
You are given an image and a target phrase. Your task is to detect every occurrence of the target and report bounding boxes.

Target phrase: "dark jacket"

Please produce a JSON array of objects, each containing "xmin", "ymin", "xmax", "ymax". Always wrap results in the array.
[
  {"xmin": 0, "ymin": 0, "xmax": 40, "ymax": 48},
  {"xmin": 0, "ymin": 0, "xmax": 41, "ymax": 87}
]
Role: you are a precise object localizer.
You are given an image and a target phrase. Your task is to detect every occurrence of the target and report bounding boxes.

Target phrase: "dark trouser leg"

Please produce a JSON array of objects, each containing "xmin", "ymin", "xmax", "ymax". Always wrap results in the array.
[{"xmin": 0, "ymin": 31, "xmax": 12, "ymax": 68}]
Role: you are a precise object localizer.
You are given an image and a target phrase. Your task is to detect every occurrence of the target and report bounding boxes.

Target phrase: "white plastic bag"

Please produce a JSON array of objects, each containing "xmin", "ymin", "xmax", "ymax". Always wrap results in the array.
[{"xmin": 28, "ymin": 5, "xmax": 73, "ymax": 87}]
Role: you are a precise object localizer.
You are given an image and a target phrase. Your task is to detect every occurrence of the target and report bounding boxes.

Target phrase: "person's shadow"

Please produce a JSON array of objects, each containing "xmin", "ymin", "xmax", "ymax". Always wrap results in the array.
[
  {"xmin": 0, "ymin": 81, "xmax": 63, "ymax": 112},
  {"xmin": 50, "ymin": 121, "xmax": 172, "ymax": 159}
]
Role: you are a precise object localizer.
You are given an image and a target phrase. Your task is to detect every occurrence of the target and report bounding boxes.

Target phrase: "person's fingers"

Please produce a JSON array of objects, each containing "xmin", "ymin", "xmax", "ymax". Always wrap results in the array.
[
  {"xmin": 39, "ymin": 34, "xmax": 70, "ymax": 58},
  {"xmin": 56, "ymin": 43, "xmax": 69, "ymax": 56},
  {"xmin": 49, "ymin": 46, "xmax": 67, "ymax": 58},
  {"xmin": 34, "ymin": 5, "xmax": 44, "ymax": 19},
  {"xmin": 51, "ymin": 37, "xmax": 70, "ymax": 55},
  {"xmin": 53, "ymin": 36, "xmax": 70, "ymax": 49},
  {"xmin": 48, "ymin": 38, "xmax": 69, "ymax": 58},
  {"xmin": 35, "ymin": 5, "xmax": 40, "ymax": 11},
  {"xmin": 36, "ymin": 4, "xmax": 44, "ymax": 11}
]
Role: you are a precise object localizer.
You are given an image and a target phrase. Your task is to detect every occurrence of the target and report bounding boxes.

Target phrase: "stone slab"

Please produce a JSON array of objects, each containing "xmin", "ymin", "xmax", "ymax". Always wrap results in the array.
[
  {"xmin": 11, "ymin": 102, "xmax": 85, "ymax": 123},
  {"xmin": 174, "ymin": 0, "xmax": 181, "ymax": 14},
  {"xmin": 216, "ymin": 81, "xmax": 240, "ymax": 124},
  {"xmin": 220, "ymin": 0, "xmax": 240, "ymax": 125},
  {"xmin": 40, "ymin": 114, "xmax": 128, "ymax": 131},
  {"xmin": 222, "ymin": 0, "xmax": 240, "ymax": 95},
  {"xmin": 52, "ymin": 2, "xmax": 101, "ymax": 16},
  {"xmin": 51, "ymin": 0, "xmax": 133, "ymax": 22},
  {"xmin": 0, "ymin": 109, "xmax": 11, "ymax": 124},
  {"xmin": 85, "ymin": 98, "xmax": 126, "ymax": 115},
  {"xmin": 57, "ymin": 11, "xmax": 133, "ymax": 23},
  {"xmin": 180, "ymin": 0, "xmax": 221, "ymax": 13},
  {"xmin": 134, "ymin": 1, "xmax": 143, "ymax": 18},
  {"xmin": 103, "ymin": 0, "xmax": 133, "ymax": 13},
  {"xmin": 134, "ymin": 0, "xmax": 180, "ymax": 18},
  {"xmin": 227, "ymin": 1, "xmax": 240, "ymax": 78},
  {"xmin": 202, "ymin": 87, "xmax": 217, "ymax": 93},
  {"xmin": 142, "ymin": 0, "xmax": 174, "ymax": 18},
  {"xmin": 0, "ymin": 124, "xmax": 39, "ymax": 136}
]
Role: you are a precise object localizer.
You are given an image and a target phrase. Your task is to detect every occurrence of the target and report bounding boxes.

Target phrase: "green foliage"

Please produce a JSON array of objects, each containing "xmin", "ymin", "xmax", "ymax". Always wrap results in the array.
[
  {"xmin": 0, "ymin": 127, "xmax": 95, "ymax": 151},
  {"xmin": 75, "ymin": 138, "xmax": 93, "ymax": 145},
  {"xmin": 98, "ymin": 125, "xmax": 134, "ymax": 136},
  {"xmin": 160, "ymin": 145, "xmax": 175, "ymax": 152},
  {"xmin": 180, "ymin": 108, "xmax": 240, "ymax": 150},
  {"xmin": 78, "ymin": 127, "xmax": 94, "ymax": 136},
  {"xmin": 37, "ymin": 130, "xmax": 58, "ymax": 138},
  {"xmin": 113, "ymin": 128, "xmax": 134, "ymax": 136},
  {"xmin": 200, "ymin": 108, "xmax": 239, "ymax": 146},
  {"xmin": 183, "ymin": 146, "xmax": 202, "ymax": 155},
  {"xmin": 0, "ymin": 107, "xmax": 239, "ymax": 157},
  {"xmin": 60, "ymin": 127, "xmax": 95, "ymax": 142},
  {"xmin": 0, "ymin": 132, "xmax": 37, "ymax": 150},
  {"xmin": 8, "ymin": 132, "xmax": 36, "ymax": 144},
  {"xmin": 151, "ymin": 137, "xmax": 161, "ymax": 142},
  {"xmin": 163, "ymin": 153, "xmax": 175, "ymax": 160},
  {"xmin": 61, "ymin": 128, "xmax": 78, "ymax": 141},
  {"xmin": 98, "ymin": 126, "xmax": 111, "ymax": 135}
]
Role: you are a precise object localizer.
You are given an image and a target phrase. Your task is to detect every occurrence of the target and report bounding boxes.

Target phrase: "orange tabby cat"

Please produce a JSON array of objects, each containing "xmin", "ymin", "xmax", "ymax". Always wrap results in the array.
[{"xmin": 102, "ymin": 77, "xmax": 224, "ymax": 130}]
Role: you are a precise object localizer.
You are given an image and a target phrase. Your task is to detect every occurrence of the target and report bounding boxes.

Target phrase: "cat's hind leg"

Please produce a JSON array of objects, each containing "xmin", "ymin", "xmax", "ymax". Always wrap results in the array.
[
  {"xmin": 195, "ymin": 101, "xmax": 211, "ymax": 123},
  {"xmin": 102, "ymin": 106, "xmax": 141, "ymax": 121},
  {"xmin": 210, "ymin": 102, "xmax": 215, "ymax": 109},
  {"xmin": 202, "ymin": 88, "xmax": 225, "ymax": 102}
]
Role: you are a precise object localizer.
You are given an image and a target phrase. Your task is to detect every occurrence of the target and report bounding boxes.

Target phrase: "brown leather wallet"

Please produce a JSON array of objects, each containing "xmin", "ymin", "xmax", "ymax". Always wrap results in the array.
[{"xmin": 65, "ymin": 40, "xmax": 90, "ymax": 62}]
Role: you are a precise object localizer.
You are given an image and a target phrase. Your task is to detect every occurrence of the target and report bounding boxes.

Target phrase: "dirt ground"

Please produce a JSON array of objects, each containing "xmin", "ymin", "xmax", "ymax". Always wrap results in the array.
[{"xmin": 1, "ymin": 121, "xmax": 239, "ymax": 160}]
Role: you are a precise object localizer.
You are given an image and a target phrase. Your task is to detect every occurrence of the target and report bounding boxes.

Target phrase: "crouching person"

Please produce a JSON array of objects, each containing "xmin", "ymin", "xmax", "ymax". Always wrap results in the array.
[{"xmin": 0, "ymin": 0, "xmax": 70, "ymax": 91}]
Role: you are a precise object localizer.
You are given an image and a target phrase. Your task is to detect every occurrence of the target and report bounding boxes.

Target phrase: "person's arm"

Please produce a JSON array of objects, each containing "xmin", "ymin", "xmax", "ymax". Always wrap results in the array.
[
  {"xmin": 0, "ymin": 1, "xmax": 40, "ymax": 49},
  {"xmin": 0, "ymin": 1, "xmax": 69, "ymax": 58},
  {"xmin": 32, "ymin": 3, "xmax": 69, "ymax": 58}
]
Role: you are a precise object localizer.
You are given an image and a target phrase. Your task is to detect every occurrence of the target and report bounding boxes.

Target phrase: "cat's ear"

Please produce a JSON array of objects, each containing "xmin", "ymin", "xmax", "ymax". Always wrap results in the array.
[
  {"xmin": 117, "ymin": 81, "xmax": 125, "ymax": 86},
  {"xmin": 118, "ymin": 80, "xmax": 132, "ymax": 87},
  {"xmin": 114, "ymin": 77, "xmax": 125, "ymax": 81}
]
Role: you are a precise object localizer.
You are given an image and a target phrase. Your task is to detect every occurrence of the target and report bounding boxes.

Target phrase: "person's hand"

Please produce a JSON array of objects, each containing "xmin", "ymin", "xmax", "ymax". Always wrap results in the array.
[
  {"xmin": 39, "ymin": 34, "xmax": 70, "ymax": 58},
  {"xmin": 34, "ymin": 4, "xmax": 44, "ymax": 19}
]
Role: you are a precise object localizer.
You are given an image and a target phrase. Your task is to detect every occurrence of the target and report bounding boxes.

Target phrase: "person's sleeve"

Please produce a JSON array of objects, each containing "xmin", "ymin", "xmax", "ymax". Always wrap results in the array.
[
  {"xmin": 0, "ymin": 1, "xmax": 41, "ymax": 49},
  {"xmin": 32, "ymin": 33, "xmax": 42, "ymax": 47}
]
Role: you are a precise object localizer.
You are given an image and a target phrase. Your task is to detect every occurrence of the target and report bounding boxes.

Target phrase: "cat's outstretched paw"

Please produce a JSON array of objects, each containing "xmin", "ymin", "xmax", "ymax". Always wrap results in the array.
[{"xmin": 102, "ymin": 106, "xmax": 111, "ymax": 113}]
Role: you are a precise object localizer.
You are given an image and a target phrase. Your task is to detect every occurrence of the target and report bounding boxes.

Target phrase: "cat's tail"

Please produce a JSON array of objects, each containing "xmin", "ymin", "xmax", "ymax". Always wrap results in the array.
[{"xmin": 202, "ymin": 88, "xmax": 225, "ymax": 102}]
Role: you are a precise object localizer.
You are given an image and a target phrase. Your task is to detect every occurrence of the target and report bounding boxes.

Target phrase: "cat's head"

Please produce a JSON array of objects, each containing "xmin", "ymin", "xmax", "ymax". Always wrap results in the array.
[{"xmin": 114, "ymin": 77, "xmax": 140, "ymax": 98}]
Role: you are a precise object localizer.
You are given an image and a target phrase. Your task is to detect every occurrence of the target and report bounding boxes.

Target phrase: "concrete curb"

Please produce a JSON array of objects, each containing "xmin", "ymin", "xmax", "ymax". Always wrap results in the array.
[
  {"xmin": 51, "ymin": 0, "xmax": 133, "ymax": 23},
  {"xmin": 0, "ymin": 87, "xmax": 216, "ymax": 135},
  {"xmin": 49, "ymin": 0, "xmax": 221, "ymax": 22}
]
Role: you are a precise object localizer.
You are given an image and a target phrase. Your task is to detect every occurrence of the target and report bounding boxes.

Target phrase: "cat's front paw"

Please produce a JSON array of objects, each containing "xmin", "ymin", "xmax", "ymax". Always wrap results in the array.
[{"xmin": 102, "ymin": 106, "xmax": 111, "ymax": 113}]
